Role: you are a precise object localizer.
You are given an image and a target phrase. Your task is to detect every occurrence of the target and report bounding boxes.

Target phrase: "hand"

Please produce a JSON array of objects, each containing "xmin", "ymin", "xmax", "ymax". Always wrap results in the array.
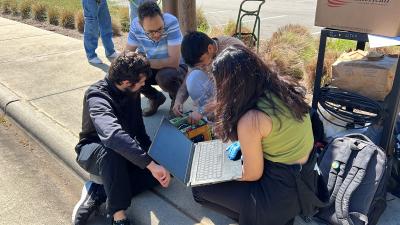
[
  {"xmin": 226, "ymin": 141, "xmax": 242, "ymax": 161},
  {"xmin": 172, "ymin": 101, "xmax": 184, "ymax": 116},
  {"xmin": 147, "ymin": 161, "xmax": 171, "ymax": 188},
  {"xmin": 188, "ymin": 111, "xmax": 203, "ymax": 124}
]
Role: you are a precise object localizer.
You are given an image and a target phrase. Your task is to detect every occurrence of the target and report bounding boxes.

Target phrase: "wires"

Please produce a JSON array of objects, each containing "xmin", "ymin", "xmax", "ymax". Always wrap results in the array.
[{"xmin": 317, "ymin": 87, "xmax": 384, "ymax": 128}]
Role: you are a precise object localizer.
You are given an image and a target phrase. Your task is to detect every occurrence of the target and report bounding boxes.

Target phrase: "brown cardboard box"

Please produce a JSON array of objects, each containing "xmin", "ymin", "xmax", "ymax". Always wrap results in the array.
[
  {"xmin": 315, "ymin": 0, "xmax": 400, "ymax": 37},
  {"xmin": 331, "ymin": 50, "xmax": 398, "ymax": 101}
]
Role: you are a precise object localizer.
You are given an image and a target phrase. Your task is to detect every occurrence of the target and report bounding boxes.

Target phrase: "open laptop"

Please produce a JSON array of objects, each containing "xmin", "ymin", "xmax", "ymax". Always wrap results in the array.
[{"xmin": 148, "ymin": 118, "xmax": 242, "ymax": 186}]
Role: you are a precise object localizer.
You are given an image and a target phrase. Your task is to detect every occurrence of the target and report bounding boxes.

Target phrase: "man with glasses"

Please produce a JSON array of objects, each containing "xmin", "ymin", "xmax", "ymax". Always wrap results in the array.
[{"xmin": 126, "ymin": 1, "xmax": 187, "ymax": 116}]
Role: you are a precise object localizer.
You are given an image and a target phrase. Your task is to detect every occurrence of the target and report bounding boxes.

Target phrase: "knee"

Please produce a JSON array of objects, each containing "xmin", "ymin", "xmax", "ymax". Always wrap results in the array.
[{"xmin": 155, "ymin": 69, "xmax": 182, "ymax": 90}]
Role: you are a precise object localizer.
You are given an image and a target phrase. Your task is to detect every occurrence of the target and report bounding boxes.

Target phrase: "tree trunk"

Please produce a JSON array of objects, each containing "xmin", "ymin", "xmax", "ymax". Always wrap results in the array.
[
  {"xmin": 178, "ymin": 0, "xmax": 196, "ymax": 34},
  {"xmin": 162, "ymin": 0, "xmax": 179, "ymax": 18}
]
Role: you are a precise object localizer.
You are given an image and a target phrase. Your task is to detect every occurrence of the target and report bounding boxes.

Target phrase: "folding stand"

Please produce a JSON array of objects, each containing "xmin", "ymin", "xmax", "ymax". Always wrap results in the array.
[{"xmin": 311, "ymin": 28, "xmax": 400, "ymax": 155}]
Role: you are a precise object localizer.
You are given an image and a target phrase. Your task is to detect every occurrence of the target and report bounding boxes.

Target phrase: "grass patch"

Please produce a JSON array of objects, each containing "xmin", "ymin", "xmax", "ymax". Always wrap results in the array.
[
  {"xmin": 111, "ymin": 18, "xmax": 121, "ymax": 36},
  {"xmin": 326, "ymin": 39, "xmax": 356, "ymax": 53},
  {"xmin": 60, "ymin": 9, "xmax": 75, "ymax": 29},
  {"xmin": 197, "ymin": 8, "xmax": 209, "ymax": 33},
  {"xmin": 2, "ymin": 0, "xmax": 13, "ymax": 14},
  {"xmin": 47, "ymin": 6, "xmax": 59, "ymax": 25},
  {"xmin": 19, "ymin": 0, "xmax": 32, "ymax": 19},
  {"xmin": 32, "ymin": 2, "xmax": 47, "ymax": 22},
  {"xmin": 10, "ymin": 0, "xmax": 18, "ymax": 16},
  {"xmin": 118, "ymin": 7, "xmax": 130, "ymax": 32},
  {"xmin": 75, "ymin": 9, "xmax": 84, "ymax": 33}
]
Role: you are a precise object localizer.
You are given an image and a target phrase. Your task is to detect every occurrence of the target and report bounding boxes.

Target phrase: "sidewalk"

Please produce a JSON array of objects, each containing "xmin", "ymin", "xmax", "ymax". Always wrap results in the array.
[{"xmin": 0, "ymin": 17, "xmax": 399, "ymax": 225}]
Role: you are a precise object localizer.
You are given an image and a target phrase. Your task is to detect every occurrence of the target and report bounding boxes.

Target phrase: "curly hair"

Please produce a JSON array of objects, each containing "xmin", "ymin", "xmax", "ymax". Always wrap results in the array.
[
  {"xmin": 210, "ymin": 45, "xmax": 309, "ymax": 141},
  {"xmin": 108, "ymin": 51, "xmax": 151, "ymax": 85}
]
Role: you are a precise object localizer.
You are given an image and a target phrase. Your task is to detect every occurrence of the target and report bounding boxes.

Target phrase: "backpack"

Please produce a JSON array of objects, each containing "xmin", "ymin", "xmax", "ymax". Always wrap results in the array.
[{"xmin": 315, "ymin": 133, "xmax": 388, "ymax": 225}]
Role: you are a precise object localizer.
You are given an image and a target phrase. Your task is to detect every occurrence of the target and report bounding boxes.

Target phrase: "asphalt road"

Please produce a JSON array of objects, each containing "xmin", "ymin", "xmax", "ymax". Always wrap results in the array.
[{"xmin": 0, "ymin": 115, "xmax": 83, "ymax": 225}]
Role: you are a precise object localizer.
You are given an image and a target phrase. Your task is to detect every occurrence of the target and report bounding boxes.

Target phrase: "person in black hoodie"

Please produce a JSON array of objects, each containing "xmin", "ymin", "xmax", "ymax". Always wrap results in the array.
[{"xmin": 72, "ymin": 51, "xmax": 171, "ymax": 225}]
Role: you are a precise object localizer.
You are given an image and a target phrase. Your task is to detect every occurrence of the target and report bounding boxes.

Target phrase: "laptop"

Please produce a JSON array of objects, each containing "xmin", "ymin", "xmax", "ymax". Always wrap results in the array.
[{"xmin": 148, "ymin": 118, "xmax": 242, "ymax": 186}]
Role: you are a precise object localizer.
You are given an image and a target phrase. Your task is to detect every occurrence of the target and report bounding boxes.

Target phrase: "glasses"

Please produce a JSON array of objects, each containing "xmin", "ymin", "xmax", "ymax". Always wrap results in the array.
[{"xmin": 144, "ymin": 26, "xmax": 165, "ymax": 37}]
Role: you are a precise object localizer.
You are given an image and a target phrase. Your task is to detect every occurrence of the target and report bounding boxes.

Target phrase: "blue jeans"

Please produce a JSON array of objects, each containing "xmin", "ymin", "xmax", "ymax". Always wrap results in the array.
[
  {"xmin": 129, "ymin": 0, "xmax": 157, "ymax": 21},
  {"xmin": 82, "ymin": 0, "xmax": 115, "ymax": 60}
]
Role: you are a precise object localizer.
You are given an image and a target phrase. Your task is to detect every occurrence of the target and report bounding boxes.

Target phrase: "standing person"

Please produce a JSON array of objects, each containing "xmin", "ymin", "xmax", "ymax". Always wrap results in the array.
[
  {"xmin": 82, "ymin": 0, "xmax": 118, "ymax": 64},
  {"xmin": 126, "ymin": 1, "xmax": 187, "ymax": 117},
  {"xmin": 191, "ymin": 45, "xmax": 327, "ymax": 225},
  {"xmin": 128, "ymin": 0, "xmax": 157, "ymax": 22},
  {"xmin": 72, "ymin": 51, "xmax": 171, "ymax": 225},
  {"xmin": 173, "ymin": 31, "xmax": 244, "ymax": 123}
]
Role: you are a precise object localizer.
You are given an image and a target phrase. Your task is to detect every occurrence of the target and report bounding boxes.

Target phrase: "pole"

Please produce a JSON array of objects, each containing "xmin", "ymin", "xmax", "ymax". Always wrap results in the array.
[{"xmin": 178, "ymin": 0, "xmax": 196, "ymax": 34}]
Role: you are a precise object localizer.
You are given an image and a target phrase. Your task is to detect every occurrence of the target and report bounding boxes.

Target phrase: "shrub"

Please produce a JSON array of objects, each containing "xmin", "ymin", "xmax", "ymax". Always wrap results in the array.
[
  {"xmin": 32, "ymin": 2, "xmax": 47, "ymax": 22},
  {"xmin": 119, "ymin": 7, "xmax": 130, "ymax": 32},
  {"xmin": 75, "ymin": 10, "xmax": 84, "ymax": 33},
  {"xmin": 19, "ymin": 0, "xmax": 32, "ymax": 19},
  {"xmin": 196, "ymin": 8, "xmax": 209, "ymax": 33},
  {"xmin": 2, "ymin": 0, "xmax": 12, "ymax": 14},
  {"xmin": 112, "ymin": 18, "xmax": 121, "ymax": 36},
  {"xmin": 47, "ymin": 7, "xmax": 59, "ymax": 26},
  {"xmin": 60, "ymin": 9, "xmax": 75, "ymax": 29},
  {"xmin": 305, "ymin": 50, "xmax": 339, "ymax": 91},
  {"xmin": 10, "ymin": 0, "xmax": 18, "ymax": 16}
]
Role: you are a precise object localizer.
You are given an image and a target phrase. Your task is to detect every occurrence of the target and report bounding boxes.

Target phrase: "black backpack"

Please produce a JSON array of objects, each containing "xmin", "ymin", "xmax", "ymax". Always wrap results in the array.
[{"xmin": 316, "ymin": 134, "xmax": 388, "ymax": 225}]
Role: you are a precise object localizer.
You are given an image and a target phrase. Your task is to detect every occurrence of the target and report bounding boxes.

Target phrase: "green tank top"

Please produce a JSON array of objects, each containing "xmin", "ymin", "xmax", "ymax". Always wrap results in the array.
[{"xmin": 256, "ymin": 94, "xmax": 313, "ymax": 164}]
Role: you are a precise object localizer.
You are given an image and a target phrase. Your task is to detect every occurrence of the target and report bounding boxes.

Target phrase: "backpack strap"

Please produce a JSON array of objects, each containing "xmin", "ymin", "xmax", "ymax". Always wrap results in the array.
[
  {"xmin": 327, "ymin": 138, "xmax": 353, "ymax": 204},
  {"xmin": 335, "ymin": 143, "xmax": 376, "ymax": 225}
]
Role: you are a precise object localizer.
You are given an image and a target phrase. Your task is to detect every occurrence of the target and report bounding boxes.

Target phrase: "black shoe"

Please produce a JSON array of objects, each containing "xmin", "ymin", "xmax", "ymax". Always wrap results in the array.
[
  {"xmin": 72, "ymin": 181, "xmax": 107, "ymax": 225},
  {"xmin": 113, "ymin": 218, "xmax": 131, "ymax": 225},
  {"xmin": 142, "ymin": 93, "xmax": 166, "ymax": 117}
]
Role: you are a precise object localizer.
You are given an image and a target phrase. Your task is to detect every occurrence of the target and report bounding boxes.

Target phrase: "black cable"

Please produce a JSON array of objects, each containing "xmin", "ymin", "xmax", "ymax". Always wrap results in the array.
[{"xmin": 317, "ymin": 87, "xmax": 384, "ymax": 128}]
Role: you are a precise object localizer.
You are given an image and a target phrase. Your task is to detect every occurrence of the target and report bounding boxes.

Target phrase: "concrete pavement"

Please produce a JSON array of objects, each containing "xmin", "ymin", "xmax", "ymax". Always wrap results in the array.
[{"xmin": 1, "ymin": 16, "xmax": 400, "ymax": 225}]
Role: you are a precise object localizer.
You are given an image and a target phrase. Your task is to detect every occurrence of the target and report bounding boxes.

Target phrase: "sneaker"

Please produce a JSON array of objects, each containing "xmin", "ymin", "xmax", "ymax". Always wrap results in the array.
[
  {"xmin": 107, "ymin": 51, "xmax": 119, "ymax": 59},
  {"xmin": 113, "ymin": 218, "xmax": 131, "ymax": 225},
  {"xmin": 88, "ymin": 56, "xmax": 103, "ymax": 64},
  {"xmin": 72, "ymin": 181, "xmax": 107, "ymax": 225},
  {"xmin": 142, "ymin": 93, "xmax": 166, "ymax": 117}
]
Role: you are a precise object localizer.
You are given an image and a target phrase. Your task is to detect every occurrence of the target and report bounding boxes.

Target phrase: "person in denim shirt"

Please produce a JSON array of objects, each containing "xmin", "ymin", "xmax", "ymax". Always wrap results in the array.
[{"xmin": 82, "ymin": 0, "xmax": 118, "ymax": 64}]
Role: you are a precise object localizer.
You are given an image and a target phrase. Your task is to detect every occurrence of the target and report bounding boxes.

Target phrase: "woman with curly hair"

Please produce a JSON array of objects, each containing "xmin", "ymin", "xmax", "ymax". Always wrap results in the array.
[{"xmin": 192, "ymin": 45, "xmax": 326, "ymax": 225}]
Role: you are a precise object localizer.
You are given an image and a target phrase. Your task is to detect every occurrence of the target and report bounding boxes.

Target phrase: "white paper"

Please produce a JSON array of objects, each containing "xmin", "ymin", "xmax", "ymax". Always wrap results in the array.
[{"xmin": 368, "ymin": 34, "xmax": 400, "ymax": 48}]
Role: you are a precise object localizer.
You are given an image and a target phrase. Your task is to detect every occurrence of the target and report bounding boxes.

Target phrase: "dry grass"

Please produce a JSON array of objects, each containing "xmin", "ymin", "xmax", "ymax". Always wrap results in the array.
[
  {"xmin": 47, "ymin": 6, "xmax": 59, "ymax": 25},
  {"xmin": 262, "ymin": 24, "xmax": 316, "ymax": 82},
  {"xmin": 60, "ymin": 9, "xmax": 75, "ymax": 29},
  {"xmin": 10, "ymin": 0, "xmax": 18, "ymax": 16},
  {"xmin": 118, "ymin": 7, "xmax": 130, "ymax": 32},
  {"xmin": 75, "ymin": 9, "xmax": 84, "ymax": 33},
  {"xmin": 32, "ymin": 2, "xmax": 47, "ymax": 22},
  {"xmin": 1, "ymin": 0, "xmax": 12, "ymax": 14},
  {"xmin": 19, "ymin": 0, "xmax": 32, "ymax": 19},
  {"xmin": 112, "ymin": 18, "xmax": 121, "ymax": 36},
  {"xmin": 197, "ymin": 8, "xmax": 209, "ymax": 33},
  {"xmin": 305, "ymin": 51, "xmax": 340, "ymax": 91}
]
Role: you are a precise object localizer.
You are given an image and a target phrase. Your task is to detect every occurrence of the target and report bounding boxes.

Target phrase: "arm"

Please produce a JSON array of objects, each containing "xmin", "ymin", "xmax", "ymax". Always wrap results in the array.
[
  {"xmin": 149, "ymin": 44, "xmax": 181, "ymax": 69},
  {"xmin": 238, "ymin": 110, "xmax": 272, "ymax": 181},
  {"xmin": 173, "ymin": 77, "xmax": 189, "ymax": 116},
  {"xmin": 88, "ymin": 95, "xmax": 152, "ymax": 169}
]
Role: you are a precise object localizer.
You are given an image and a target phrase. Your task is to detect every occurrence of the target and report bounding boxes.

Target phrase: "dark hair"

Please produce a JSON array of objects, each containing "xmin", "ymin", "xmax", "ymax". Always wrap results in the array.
[
  {"xmin": 211, "ymin": 45, "xmax": 310, "ymax": 141},
  {"xmin": 138, "ymin": 1, "xmax": 162, "ymax": 22},
  {"xmin": 181, "ymin": 31, "xmax": 214, "ymax": 67},
  {"xmin": 108, "ymin": 51, "xmax": 151, "ymax": 85}
]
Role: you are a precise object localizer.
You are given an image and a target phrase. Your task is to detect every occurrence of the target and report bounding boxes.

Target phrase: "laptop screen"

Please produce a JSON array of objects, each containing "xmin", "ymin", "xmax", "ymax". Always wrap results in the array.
[{"xmin": 148, "ymin": 118, "xmax": 193, "ymax": 184}]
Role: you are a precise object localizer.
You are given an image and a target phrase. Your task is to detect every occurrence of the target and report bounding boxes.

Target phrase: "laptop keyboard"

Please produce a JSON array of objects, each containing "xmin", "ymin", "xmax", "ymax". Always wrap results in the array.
[{"xmin": 196, "ymin": 142, "xmax": 223, "ymax": 181}]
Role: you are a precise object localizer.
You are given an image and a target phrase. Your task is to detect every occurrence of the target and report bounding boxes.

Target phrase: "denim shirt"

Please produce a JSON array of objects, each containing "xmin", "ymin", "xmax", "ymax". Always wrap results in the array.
[{"xmin": 77, "ymin": 77, "xmax": 152, "ymax": 169}]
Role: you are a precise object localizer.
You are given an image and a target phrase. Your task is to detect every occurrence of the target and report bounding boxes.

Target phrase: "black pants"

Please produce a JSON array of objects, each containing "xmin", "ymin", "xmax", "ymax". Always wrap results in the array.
[
  {"xmin": 192, "ymin": 151, "xmax": 326, "ymax": 225},
  {"xmin": 141, "ymin": 65, "xmax": 187, "ymax": 100},
  {"xmin": 76, "ymin": 142, "xmax": 158, "ymax": 215}
]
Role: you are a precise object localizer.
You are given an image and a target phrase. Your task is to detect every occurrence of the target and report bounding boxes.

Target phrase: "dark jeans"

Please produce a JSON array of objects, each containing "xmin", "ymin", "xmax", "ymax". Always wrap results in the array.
[
  {"xmin": 76, "ymin": 142, "xmax": 158, "ymax": 215},
  {"xmin": 192, "ymin": 150, "xmax": 325, "ymax": 225},
  {"xmin": 141, "ymin": 65, "xmax": 187, "ymax": 100}
]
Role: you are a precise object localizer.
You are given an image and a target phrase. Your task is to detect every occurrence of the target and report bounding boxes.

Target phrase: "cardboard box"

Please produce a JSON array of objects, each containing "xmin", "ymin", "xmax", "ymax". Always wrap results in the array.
[{"xmin": 315, "ymin": 0, "xmax": 400, "ymax": 37}]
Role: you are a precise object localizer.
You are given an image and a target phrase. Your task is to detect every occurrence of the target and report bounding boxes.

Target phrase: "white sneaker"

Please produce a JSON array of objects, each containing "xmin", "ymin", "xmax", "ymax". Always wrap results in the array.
[
  {"xmin": 107, "ymin": 51, "xmax": 119, "ymax": 59},
  {"xmin": 88, "ymin": 56, "xmax": 103, "ymax": 64}
]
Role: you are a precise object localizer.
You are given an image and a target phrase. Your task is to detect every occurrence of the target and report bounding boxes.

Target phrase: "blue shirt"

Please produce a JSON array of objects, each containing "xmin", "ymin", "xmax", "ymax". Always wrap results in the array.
[{"xmin": 127, "ymin": 13, "xmax": 183, "ymax": 61}]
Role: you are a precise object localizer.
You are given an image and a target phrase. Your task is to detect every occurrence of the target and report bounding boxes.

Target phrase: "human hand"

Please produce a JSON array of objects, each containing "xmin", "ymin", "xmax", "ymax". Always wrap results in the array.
[
  {"xmin": 188, "ymin": 111, "xmax": 203, "ymax": 124},
  {"xmin": 226, "ymin": 141, "xmax": 242, "ymax": 161},
  {"xmin": 147, "ymin": 161, "xmax": 171, "ymax": 187},
  {"xmin": 172, "ymin": 101, "xmax": 184, "ymax": 116}
]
